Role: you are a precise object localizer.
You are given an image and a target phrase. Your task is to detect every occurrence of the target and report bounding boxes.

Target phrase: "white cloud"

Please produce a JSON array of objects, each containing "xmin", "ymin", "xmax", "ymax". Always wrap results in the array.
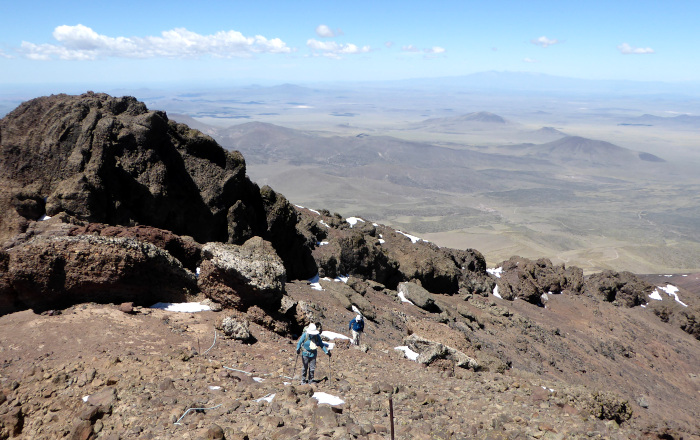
[
  {"xmin": 315, "ymin": 25, "xmax": 335, "ymax": 38},
  {"xmin": 0, "ymin": 49, "xmax": 13, "ymax": 59},
  {"xmin": 20, "ymin": 24, "xmax": 292, "ymax": 60},
  {"xmin": 618, "ymin": 42, "xmax": 654, "ymax": 54},
  {"xmin": 424, "ymin": 46, "xmax": 446, "ymax": 54},
  {"xmin": 385, "ymin": 41, "xmax": 394, "ymax": 48},
  {"xmin": 531, "ymin": 36, "xmax": 559, "ymax": 48},
  {"xmin": 401, "ymin": 45, "xmax": 420, "ymax": 52},
  {"xmin": 306, "ymin": 39, "xmax": 370, "ymax": 58},
  {"xmin": 523, "ymin": 57, "xmax": 538, "ymax": 63}
]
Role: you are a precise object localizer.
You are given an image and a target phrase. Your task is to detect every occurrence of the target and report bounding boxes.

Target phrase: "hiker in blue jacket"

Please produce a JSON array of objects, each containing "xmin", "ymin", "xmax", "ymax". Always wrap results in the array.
[
  {"xmin": 349, "ymin": 314, "xmax": 364, "ymax": 346},
  {"xmin": 296, "ymin": 323, "xmax": 330, "ymax": 384}
]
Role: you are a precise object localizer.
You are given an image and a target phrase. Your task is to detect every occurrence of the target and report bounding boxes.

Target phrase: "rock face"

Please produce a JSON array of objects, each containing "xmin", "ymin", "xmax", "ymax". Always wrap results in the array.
[
  {"xmin": 298, "ymin": 208, "xmax": 492, "ymax": 295},
  {"xmin": 584, "ymin": 270, "xmax": 652, "ymax": 307},
  {"xmin": 0, "ymin": 93, "xmax": 315, "ymax": 280},
  {"xmin": 0, "ymin": 234, "xmax": 196, "ymax": 315},
  {"xmin": 397, "ymin": 282, "xmax": 440, "ymax": 313},
  {"xmin": 198, "ymin": 237, "xmax": 286, "ymax": 311},
  {"xmin": 404, "ymin": 334, "xmax": 480, "ymax": 370},
  {"xmin": 495, "ymin": 256, "xmax": 584, "ymax": 305}
]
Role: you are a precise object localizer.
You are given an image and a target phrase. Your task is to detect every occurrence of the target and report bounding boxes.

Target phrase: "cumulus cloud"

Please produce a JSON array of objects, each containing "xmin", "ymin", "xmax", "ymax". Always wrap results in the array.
[
  {"xmin": 618, "ymin": 42, "xmax": 654, "ymax": 54},
  {"xmin": 401, "ymin": 45, "xmax": 420, "ymax": 52},
  {"xmin": 306, "ymin": 39, "xmax": 370, "ymax": 58},
  {"xmin": 424, "ymin": 46, "xmax": 445, "ymax": 54},
  {"xmin": 19, "ymin": 24, "xmax": 292, "ymax": 60},
  {"xmin": 315, "ymin": 25, "xmax": 336, "ymax": 38},
  {"xmin": 385, "ymin": 41, "xmax": 394, "ymax": 48},
  {"xmin": 0, "ymin": 49, "xmax": 12, "ymax": 59},
  {"xmin": 531, "ymin": 36, "xmax": 559, "ymax": 48}
]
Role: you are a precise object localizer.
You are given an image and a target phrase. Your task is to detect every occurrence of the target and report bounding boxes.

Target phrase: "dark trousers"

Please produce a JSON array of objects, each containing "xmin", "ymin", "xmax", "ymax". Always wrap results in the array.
[{"xmin": 301, "ymin": 355, "xmax": 317, "ymax": 383}]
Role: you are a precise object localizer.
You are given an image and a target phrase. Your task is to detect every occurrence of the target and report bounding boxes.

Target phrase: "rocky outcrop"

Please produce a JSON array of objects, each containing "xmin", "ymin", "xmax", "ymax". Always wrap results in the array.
[
  {"xmin": 584, "ymin": 270, "xmax": 652, "ymax": 307},
  {"xmin": 198, "ymin": 237, "xmax": 286, "ymax": 311},
  {"xmin": 298, "ymin": 208, "xmax": 490, "ymax": 295},
  {"xmin": 0, "ymin": 93, "xmax": 315, "ymax": 280},
  {"xmin": 495, "ymin": 256, "xmax": 584, "ymax": 305},
  {"xmin": 0, "ymin": 234, "xmax": 196, "ymax": 315},
  {"xmin": 404, "ymin": 334, "xmax": 480, "ymax": 370},
  {"xmin": 397, "ymin": 282, "xmax": 441, "ymax": 313}
]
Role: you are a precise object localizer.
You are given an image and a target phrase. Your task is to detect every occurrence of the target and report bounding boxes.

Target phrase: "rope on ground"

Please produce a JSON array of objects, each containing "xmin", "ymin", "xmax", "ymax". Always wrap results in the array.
[
  {"xmin": 202, "ymin": 330, "xmax": 217, "ymax": 355},
  {"xmin": 174, "ymin": 403, "xmax": 223, "ymax": 425}
]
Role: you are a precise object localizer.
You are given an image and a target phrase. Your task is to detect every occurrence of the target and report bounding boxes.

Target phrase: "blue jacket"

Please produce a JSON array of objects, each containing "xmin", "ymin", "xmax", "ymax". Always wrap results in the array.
[
  {"xmin": 349, "ymin": 317, "xmax": 364, "ymax": 332},
  {"xmin": 296, "ymin": 332, "xmax": 329, "ymax": 358}
]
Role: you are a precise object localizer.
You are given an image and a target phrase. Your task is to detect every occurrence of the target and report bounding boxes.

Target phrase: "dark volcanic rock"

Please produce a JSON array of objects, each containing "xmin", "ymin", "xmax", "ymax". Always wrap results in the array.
[
  {"xmin": 0, "ymin": 234, "xmax": 196, "ymax": 315},
  {"xmin": 397, "ymin": 282, "xmax": 440, "ymax": 313},
  {"xmin": 496, "ymin": 256, "xmax": 583, "ymax": 305},
  {"xmin": 584, "ymin": 270, "xmax": 652, "ymax": 307},
  {"xmin": 198, "ymin": 237, "xmax": 286, "ymax": 311},
  {"xmin": 0, "ymin": 93, "xmax": 314, "ymax": 280}
]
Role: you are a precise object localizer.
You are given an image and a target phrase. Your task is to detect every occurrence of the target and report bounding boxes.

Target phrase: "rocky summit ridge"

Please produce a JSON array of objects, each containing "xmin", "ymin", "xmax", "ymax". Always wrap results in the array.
[{"xmin": 0, "ymin": 93, "xmax": 698, "ymax": 440}]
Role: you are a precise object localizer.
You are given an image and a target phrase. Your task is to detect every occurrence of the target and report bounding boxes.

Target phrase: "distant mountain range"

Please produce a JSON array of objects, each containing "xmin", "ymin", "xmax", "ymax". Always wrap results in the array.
[{"xmin": 619, "ymin": 113, "xmax": 700, "ymax": 128}]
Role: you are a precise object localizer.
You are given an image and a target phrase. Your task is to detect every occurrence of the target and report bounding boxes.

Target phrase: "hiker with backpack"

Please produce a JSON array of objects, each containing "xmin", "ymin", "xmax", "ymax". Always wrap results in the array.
[
  {"xmin": 296, "ymin": 323, "xmax": 330, "ymax": 384},
  {"xmin": 349, "ymin": 314, "xmax": 364, "ymax": 346}
]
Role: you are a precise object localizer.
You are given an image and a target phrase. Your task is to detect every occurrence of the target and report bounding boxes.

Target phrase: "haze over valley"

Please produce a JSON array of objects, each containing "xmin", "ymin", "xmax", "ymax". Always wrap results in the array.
[{"xmin": 132, "ymin": 74, "xmax": 700, "ymax": 275}]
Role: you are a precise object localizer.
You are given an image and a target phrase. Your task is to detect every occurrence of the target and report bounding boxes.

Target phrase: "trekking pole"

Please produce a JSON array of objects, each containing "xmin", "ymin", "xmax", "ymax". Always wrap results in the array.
[{"xmin": 290, "ymin": 351, "xmax": 299, "ymax": 379}]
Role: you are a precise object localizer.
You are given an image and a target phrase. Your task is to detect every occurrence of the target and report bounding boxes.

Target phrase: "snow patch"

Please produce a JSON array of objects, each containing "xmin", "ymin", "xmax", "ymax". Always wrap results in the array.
[
  {"xmin": 316, "ymin": 241, "xmax": 329, "ymax": 246},
  {"xmin": 256, "ymin": 393, "xmax": 275, "ymax": 403},
  {"xmin": 648, "ymin": 290, "xmax": 663, "ymax": 301},
  {"xmin": 397, "ymin": 290, "xmax": 414, "ymax": 305},
  {"xmin": 313, "ymin": 392, "xmax": 344, "ymax": 406},
  {"xmin": 322, "ymin": 331, "xmax": 350, "ymax": 341},
  {"xmin": 39, "ymin": 214, "xmax": 52, "ymax": 221},
  {"xmin": 150, "ymin": 302, "xmax": 211, "ymax": 313},
  {"xmin": 487, "ymin": 267, "xmax": 503, "ymax": 278},
  {"xmin": 209, "ymin": 386, "xmax": 221, "ymax": 390},
  {"xmin": 394, "ymin": 346, "xmax": 419, "ymax": 361},
  {"xmin": 493, "ymin": 285, "xmax": 502, "ymax": 299},
  {"xmin": 346, "ymin": 217, "xmax": 365, "ymax": 227},
  {"xmin": 253, "ymin": 377, "xmax": 264, "ymax": 383},
  {"xmin": 658, "ymin": 284, "xmax": 687, "ymax": 307},
  {"xmin": 82, "ymin": 395, "xmax": 89, "ymax": 402},
  {"xmin": 397, "ymin": 230, "xmax": 424, "ymax": 244},
  {"xmin": 319, "ymin": 220, "xmax": 330, "ymax": 228},
  {"xmin": 308, "ymin": 274, "xmax": 323, "ymax": 291}
]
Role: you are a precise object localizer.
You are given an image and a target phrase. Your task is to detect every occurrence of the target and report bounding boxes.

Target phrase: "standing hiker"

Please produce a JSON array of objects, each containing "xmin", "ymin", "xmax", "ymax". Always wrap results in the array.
[
  {"xmin": 296, "ymin": 323, "xmax": 330, "ymax": 384},
  {"xmin": 349, "ymin": 314, "xmax": 364, "ymax": 346}
]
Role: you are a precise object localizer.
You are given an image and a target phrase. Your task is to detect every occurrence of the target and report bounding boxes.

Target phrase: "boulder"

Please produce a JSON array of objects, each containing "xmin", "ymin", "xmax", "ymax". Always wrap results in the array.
[
  {"xmin": 0, "ymin": 234, "xmax": 196, "ymax": 315},
  {"xmin": 495, "ymin": 256, "xmax": 584, "ymax": 305},
  {"xmin": 404, "ymin": 334, "xmax": 480, "ymax": 370},
  {"xmin": 584, "ymin": 270, "xmax": 652, "ymax": 307},
  {"xmin": 397, "ymin": 282, "xmax": 441, "ymax": 313},
  {"xmin": 198, "ymin": 237, "xmax": 286, "ymax": 311},
  {"xmin": 219, "ymin": 316, "xmax": 252, "ymax": 341},
  {"xmin": 321, "ymin": 279, "xmax": 376, "ymax": 320}
]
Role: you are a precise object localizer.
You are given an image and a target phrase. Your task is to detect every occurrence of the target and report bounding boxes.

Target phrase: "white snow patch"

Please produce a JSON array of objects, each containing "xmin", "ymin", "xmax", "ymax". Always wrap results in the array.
[
  {"xmin": 487, "ymin": 267, "xmax": 503, "ymax": 278},
  {"xmin": 316, "ymin": 241, "xmax": 329, "ymax": 246},
  {"xmin": 641, "ymin": 304, "xmax": 647, "ymax": 308},
  {"xmin": 253, "ymin": 377, "xmax": 264, "ymax": 383},
  {"xmin": 493, "ymin": 285, "xmax": 502, "ymax": 299},
  {"xmin": 313, "ymin": 392, "xmax": 344, "ymax": 406},
  {"xmin": 378, "ymin": 239, "xmax": 385, "ymax": 244},
  {"xmin": 309, "ymin": 208, "xmax": 320, "ymax": 215},
  {"xmin": 663, "ymin": 274, "xmax": 673, "ymax": 277},
  {"xmin": 658, "ymin": 284, "xmax": 687, "ymax": 307},
  {"xmin": 346, "ymin": 217, "xmax": 365, "ymax": 227},
  {"xmin": 150, "ymin": 302, "xmax": 211, "ymax": 313},
  {"xmin": 256, "ymin": 393, "xmax": 276, "ymax": 403},
  {"xmin": 322, "ymin": 331, "xmax": 350, "ymax": 341},
  {"xmin": 308, "ymin": 274, "xmax": 323, "ymax": 291},
  {"xmin": 394, "ymin": 346, "xmax": 419, "ymax": 361},
  {"xmin": 319, "ymin": 220, "xmax": 330, "ymax": 228},
  {"xmin": 372, "ymin": 223, "xmax": 379, "ymax": 227},
  {"xmin": 682, "ymin": 274, "xmax": 688, "ymax": 277},
  {"xmin": 39, "ymin": 214, "xmax": 52, "ymax": 221},
  {"xmin": 209, "ymin": 386, "xmax": 222, "ymax": 390},
  {"xmin": 648, "ymin": 290, "xmax": 663, "ymax": 301},
  {"xmin": 397, "ymin": 230, "xmax": 423, "ymax": 244},
  {"xmin": 335, "ymin": 275, "xmax": 349, "ymax": 283},
  {"xmin": 397, "ymin": 291, "xmax": 414, "ymax": 305},
  {"xmin": 541, "ymin": 386, "xmax": 555, "ymax": 392},
  {"xmin": 82, "ymin": 395, "xmax": 89, "ymax": 402},
  {"xmin": 294, "ymin": 204, "xmax": 304, "ymax": 209}
]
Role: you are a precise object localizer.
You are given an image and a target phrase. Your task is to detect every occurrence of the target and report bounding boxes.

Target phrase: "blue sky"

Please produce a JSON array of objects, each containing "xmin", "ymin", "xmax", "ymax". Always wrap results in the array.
[{"xmin": 0, "ymin": 0, "xmax": 697, "ymax": 88}]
